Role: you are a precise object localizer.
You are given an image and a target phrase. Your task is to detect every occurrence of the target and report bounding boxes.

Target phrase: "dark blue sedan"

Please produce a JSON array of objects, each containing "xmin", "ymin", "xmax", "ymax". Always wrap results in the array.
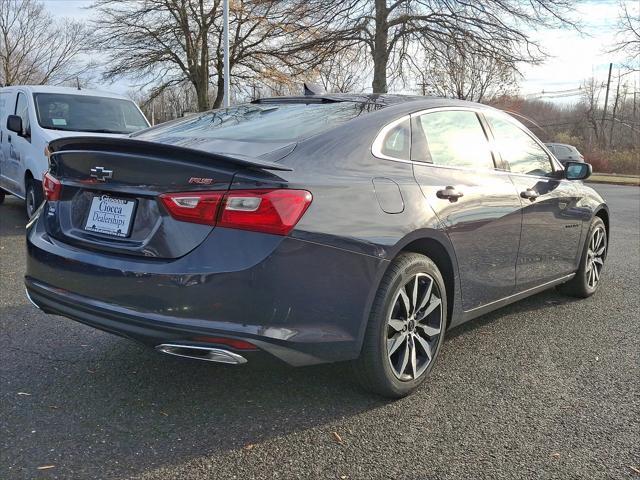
[{"xmin": 24, "ymin": 94, "xmax": 608, "ymax": 397}]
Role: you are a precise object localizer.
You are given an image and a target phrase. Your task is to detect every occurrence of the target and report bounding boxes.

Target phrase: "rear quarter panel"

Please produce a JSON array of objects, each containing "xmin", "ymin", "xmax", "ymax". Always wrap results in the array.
[{"xmin": 278, "ymin": 113, "xmax": 462, "ymax": 343}]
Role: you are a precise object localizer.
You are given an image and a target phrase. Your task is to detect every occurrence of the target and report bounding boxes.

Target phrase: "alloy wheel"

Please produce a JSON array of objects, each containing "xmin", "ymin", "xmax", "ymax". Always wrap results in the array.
[
  {"xmin": 26, "ymin": 184, "xmax": 36, "ymax": 218},
  {"xmin": 386, "ymin": 273, "xmax": 443, "ymax": 381},
  {"xmin": 586, "ymin": 226, "xmax": 606, "ymax": 289}
]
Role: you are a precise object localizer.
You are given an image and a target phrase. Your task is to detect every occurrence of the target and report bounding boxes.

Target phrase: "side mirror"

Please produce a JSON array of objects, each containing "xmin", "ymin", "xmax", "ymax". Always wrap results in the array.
[
  {"xmin": 6, "ymin": 115, "xmax": 23, "ymax": 135},
  {"xmin": 565, "ymin": 161, "xmax": 591, "ymax": 181}
]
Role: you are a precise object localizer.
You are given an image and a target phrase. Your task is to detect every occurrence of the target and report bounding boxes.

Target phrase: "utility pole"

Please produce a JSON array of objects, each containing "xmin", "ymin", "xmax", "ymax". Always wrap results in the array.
[
  {"xmin": 601, "ymin": 62, "xmax": 613, "ymax": 147},
  {"xmin": 609, "ymin": 72, "xmax": 621, "ymax": 148},
  {"xmin": 634, "ymin": 81, "xmax": 637, "ymax": 120},
  {"xmin": 223, "ymin": 0, "xmax": 230, "ymax": 108}
]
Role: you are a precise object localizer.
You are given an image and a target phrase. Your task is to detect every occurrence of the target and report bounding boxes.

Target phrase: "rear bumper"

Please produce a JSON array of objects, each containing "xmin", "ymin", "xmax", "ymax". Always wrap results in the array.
[
  {"xmin": 25, "ymin": 211, "xmax": 385, "ymax": 366},
  {"xmin": 25, "ymin": 277, "xmax": 307, "ymax": 365}
]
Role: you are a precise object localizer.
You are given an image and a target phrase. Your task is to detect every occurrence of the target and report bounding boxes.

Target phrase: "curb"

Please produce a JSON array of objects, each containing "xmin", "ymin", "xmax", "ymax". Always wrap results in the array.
[{"xmin": 586, "ymin": 180, "xmax": 640, "ymax": 187}]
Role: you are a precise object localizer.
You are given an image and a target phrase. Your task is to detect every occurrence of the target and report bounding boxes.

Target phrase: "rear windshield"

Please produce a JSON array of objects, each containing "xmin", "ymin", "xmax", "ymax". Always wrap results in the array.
[
  {"xmin": 133, "ymin": 102, "xmax": 379, "ymax": 143},
  {"xmin": 34, "ymin": 93, "xmax": 149, "ymax": 134}
]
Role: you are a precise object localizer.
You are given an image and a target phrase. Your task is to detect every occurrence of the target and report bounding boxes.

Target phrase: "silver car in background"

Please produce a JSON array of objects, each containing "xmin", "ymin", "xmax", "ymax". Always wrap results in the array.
[{"xmin": 545, "ymin": 142, "xmax": 585, "ymax": 165}]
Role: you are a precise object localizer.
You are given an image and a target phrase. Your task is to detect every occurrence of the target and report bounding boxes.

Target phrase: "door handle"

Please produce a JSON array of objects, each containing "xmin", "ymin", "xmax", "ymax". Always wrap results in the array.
[
  {"xmin": 436, "ymin": 186, "xmax": 464, "ymax": 202},
  {"xmin": 520, "ymin": 188, "xmax": 539, "ymax": 201}
]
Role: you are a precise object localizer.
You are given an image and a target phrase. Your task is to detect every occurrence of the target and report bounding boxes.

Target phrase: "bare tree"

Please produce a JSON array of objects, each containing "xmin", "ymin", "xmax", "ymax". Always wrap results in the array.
[
  {"xmin": 91, "ymin": 0, "xmax": 343, "ymax": 111},
  {"xmin": 0, "ymin": 0, "xmax": 90, "ymax": 86},
  {"xmin": 129, "ymin": 86, "xmax": 198, "ymax": 124},
  {"xmin": 91, "ymin": 0, "xmax": 217, "ymax": 112},
  {"xmin": 580, "ymin": 78, "xmax": 605, "ymax": 147},
  {"xmin": 313, "ymin": 46, "xmax": 369, "ymax": 93},
  {"xmin": 410, "ymin": 35, "xmax": 519, "ymax": 101},
  {"xmin": 287, "ymin": 0, "xmax": 577, "ymax": 93},
  {"xmin": 610, "ymin": 0, "xmax": 639, "ymax": 73}
]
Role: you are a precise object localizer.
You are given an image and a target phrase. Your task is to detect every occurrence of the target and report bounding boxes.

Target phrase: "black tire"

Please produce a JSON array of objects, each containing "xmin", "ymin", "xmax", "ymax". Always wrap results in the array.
[
  {"xmin": 353, "ymin": 252, "xmax": 447, "ymax": 398},
  {"xmin": 25, "ymin": 177, "xmax": 43, "ymax": 219},
  {"xmin": 0, "ymin": 188, "xmax": 5, "ymax": 204},
  {"xmin": 557, "ymin": 216, "xmax": 607, "ymax": 298}
]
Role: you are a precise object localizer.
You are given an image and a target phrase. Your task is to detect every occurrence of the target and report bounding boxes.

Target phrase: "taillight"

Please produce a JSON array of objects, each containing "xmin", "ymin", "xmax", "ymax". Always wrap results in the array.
[
  {"xmin": 159, "ymin": 192, "xmax": 223, "ymax": 225},
  {"xmin": 219, "ymin": 189, "xmax": 313, "ymax": 235},
  {"xmin": 42, "ymin": 172, "xmax": 61, "ymax": 201},
  {"xmin": 159, "ymin": 189, "xmax": 312, "ymax": 235}
]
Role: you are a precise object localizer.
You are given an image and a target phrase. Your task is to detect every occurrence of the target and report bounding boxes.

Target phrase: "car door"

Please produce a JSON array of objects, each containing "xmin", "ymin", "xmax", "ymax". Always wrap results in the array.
[
  {"xmin": 411, "ymin": 108, "xmax": 523, "ymax": 311},
  {"xmin": 0, "ymin": 89, "xmax": 17, "ymax": 191},
  {"xmin": 483, "ymin": 112, "xmax": 583, "ymax": 290},
  {"xmin": 8, "ymin": 90, "xmax": 33, "ymax": 196}
]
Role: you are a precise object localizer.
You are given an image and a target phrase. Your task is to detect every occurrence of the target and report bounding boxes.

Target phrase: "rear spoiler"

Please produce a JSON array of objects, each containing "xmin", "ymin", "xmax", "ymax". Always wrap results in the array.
[{"xmin": 47, "ymin": 136, "xmax": 293, "ymax": 172}]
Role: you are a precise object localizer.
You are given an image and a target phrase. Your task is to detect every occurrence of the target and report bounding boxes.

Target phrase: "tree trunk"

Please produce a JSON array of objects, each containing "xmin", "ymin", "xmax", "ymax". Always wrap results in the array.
[
  {"xmin": 193, "ymin": 59, "xmax": 210, "ymax": 112},
  {"xmin": 195, "ymin": 81, "xmax": 209, "ymax": 111},
  {"xmin": 212, "ymin": 67, "xmax": 224, "ymax": 109},
  {"xmin": 371, "ymin": 0, "xmax": 389, "ymax": 93}
]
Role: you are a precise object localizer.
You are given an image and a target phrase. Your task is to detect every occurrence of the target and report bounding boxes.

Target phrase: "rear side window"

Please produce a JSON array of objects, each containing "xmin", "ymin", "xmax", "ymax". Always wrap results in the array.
[
  {"xmin": 379, "ymin": 118, "xmax": 411, "ymax": 159},
  {"xmin": 486, "ymin": 114, "xmax": 553, "ymax": 176},
  {"xmin": 416, "ymin": 110, "xmax": 494, "ymax": 169}
]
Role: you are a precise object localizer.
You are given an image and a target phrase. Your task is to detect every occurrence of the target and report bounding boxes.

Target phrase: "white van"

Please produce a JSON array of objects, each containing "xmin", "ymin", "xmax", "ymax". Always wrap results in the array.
[{"xmin": 0, "ymin": 86, "xmax": 149, "ymax": 216}]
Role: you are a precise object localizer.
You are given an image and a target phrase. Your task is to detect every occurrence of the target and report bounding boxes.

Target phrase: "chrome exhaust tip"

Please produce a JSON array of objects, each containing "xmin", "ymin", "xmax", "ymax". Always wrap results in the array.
[
  {"xmin": 155, "ymin": 344, "xmax": 247, "ymax": 365},
  {"xmin": 25, "ymin": 288, "xmax": 41, "ymax": 310}
]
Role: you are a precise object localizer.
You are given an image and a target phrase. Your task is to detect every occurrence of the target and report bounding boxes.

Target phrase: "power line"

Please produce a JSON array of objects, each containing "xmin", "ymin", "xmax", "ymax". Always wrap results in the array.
[{"xmin": 522, "ymin": 87, "xmax": 585, "ymax": 99}]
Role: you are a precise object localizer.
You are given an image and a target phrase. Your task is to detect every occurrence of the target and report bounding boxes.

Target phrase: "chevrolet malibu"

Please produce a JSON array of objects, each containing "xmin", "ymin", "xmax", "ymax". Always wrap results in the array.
[{"xmin": 24, "ymin": 95, "xmax": 609, "ymax": 397}]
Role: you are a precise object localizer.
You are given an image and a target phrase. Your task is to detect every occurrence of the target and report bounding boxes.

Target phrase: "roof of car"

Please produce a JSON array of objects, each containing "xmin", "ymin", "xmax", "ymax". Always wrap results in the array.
[
  {"xmin": 252, "ymin": 94, "xmax": 501, "ymax": 118},
  {"xmin": 253, "ymin": 93, "xmax": 427, "ymax": 104},
  {"xmin": 255, "ymin": 93, "xmax": 487, "ymax": 106},
  {"xmin": 0, "ymin": 85, "xmax": 131, "ymax": 100},
  {"xmin": 545, "ymin": 143, "xmax": 575, "ymax": 148}
]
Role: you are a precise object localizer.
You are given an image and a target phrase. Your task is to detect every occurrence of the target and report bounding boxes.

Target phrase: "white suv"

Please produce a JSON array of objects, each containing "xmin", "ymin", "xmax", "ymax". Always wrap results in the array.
[{"xmin": 0, "ymin": 85, "xmax": 149, "ymax": 216}]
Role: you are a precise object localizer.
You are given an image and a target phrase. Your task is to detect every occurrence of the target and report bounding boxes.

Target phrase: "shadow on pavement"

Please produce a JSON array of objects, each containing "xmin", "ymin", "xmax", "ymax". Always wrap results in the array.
[
  {"xmin": 446, "ymin": 287, "xmax": 584, "ymax": 341},
  {"xmin": 1, "ymin": 283, "xmax": 585, "ymax": 478},
  {"xmin": 1, "ymin": 302, "xmax": 389, "ymax": 478},
  {"xmin": 0, "ymin": 196, "xmax": 26, "ymax": 237}
]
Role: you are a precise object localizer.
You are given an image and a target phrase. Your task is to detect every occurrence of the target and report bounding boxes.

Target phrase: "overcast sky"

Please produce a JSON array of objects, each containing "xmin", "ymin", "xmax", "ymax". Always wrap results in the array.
[{"xmin": 42, "ymin": 0, "xmax": 636, "ymax": 103}]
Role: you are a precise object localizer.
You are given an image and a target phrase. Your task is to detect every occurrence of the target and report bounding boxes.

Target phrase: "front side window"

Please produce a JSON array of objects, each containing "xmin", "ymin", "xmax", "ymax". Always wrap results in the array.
[
  {"xmin": 15, "ymin": 92, "xmax": 30, "ymax": 135},
  {"xmin": 416, "ymin": 110, "xmax": 494, "ymax": 170},
  {"xmin": 486, "ymin": 114, "xmax": 553, "ymax": 176},
  {"xmin": 34, "ymin": 93, "xmax": 149, "ymax": 134}
]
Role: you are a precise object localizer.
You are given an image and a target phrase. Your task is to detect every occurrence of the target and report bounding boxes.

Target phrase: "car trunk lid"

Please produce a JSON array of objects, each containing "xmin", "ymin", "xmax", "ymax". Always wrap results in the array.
[{"xmin": 44, "ymin": 136, "xmax": 292, "ymax": 259}]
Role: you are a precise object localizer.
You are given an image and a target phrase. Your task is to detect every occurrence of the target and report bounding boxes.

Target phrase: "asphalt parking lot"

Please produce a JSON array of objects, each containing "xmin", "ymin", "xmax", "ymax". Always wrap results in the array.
[{"xmin": 1, "ymin": 184, "xmax": 638, "ymax": 479}]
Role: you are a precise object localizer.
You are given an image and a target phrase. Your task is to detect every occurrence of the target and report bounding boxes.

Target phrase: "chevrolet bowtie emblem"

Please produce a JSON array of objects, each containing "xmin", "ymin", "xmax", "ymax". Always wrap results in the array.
[{"xmin": 90, "ymin": 166, "xmax": 113, "ymax": 182}]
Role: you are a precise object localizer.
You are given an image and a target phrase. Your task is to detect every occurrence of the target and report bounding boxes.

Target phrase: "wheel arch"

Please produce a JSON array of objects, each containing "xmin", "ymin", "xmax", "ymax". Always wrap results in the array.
[
  {"xmin": 23, "ymin": 169, "xmax": 35, "ymax": 199},
  {"xmin": 385, "ymin": 229, "xmax": 461, "ymax": 329},
  {"xmin": 594, "ymin": 205, "xmax": 609, "ymax": 240},
  {"xmin": 399, "ymin": 237, "xmax": 457, "ymax": 328},
  {"xmin": 353, "ymin": 228, "xmax": 461, "ymax": 361}
]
